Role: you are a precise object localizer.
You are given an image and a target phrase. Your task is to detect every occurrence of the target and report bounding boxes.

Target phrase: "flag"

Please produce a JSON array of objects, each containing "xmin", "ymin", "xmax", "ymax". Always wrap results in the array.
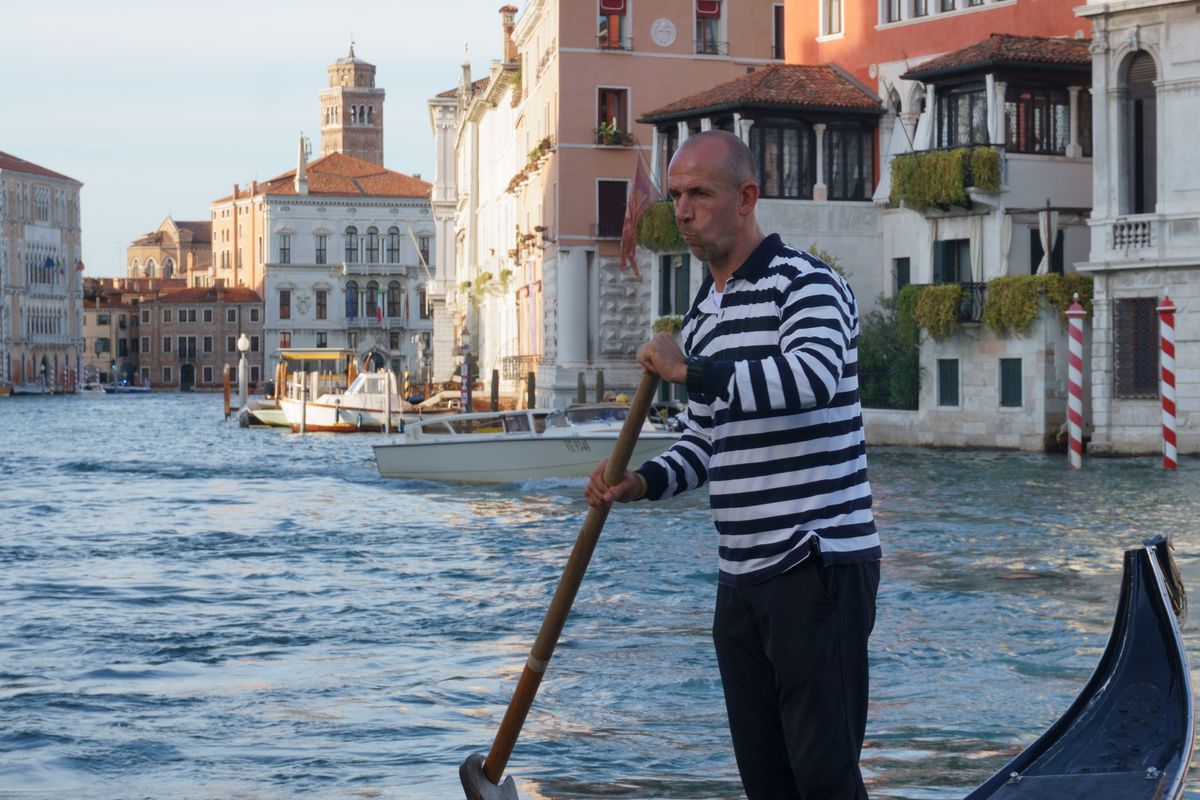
[
  {"xmin": 620, "ymin": 154, "xmax": 659, "ymax": 278},
  {"xmin": 43, "ymin": 256, "xmax": 54, "ymax": 271},
  {"xmin": 376, "ymin": 285, "xmax": 383, "ymax": 323}
]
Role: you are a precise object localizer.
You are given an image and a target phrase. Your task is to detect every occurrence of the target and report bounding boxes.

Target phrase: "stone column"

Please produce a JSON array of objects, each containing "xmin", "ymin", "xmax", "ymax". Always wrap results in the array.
[
  {"xmin": 677, "ymin": 121, "xmax": 689, "ymax": 146},
  {"xmin": 736, "ymin": 114, "xmax": 754, "ymax": 144},
  {"xmin": 556, "ymin": 248, "xmax": 589, "ymax": 364},
  {"xmin": 813, "ymin": 123, "xmax": 828, "ymax": 201},
  {"xmin": 1066, "ymin": 86, "xmax": 1083, "ymax": 158},
  {"xmin": 993, "ymin": 80, "xmax": 1008, "ymax": 146},
  {"xmin": 700, "ymin": 117, "xmax": 713, "ymax": 132},
  {"xmin": 650, "ymin": 126, "xmax": 660, "ymax": 184}
]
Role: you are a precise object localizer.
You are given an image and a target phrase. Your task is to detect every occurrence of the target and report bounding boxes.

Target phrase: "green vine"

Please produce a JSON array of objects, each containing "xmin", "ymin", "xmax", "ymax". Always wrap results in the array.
[
  {"xmin": 652, "ymin": 315, "xmax": 683, "ymax": 334},
  {"xmin": 636, "ymin": 201, "xmax": 683, "ymax": 252},
  {"xmin": 912, "ymin": 283, "xmax": 963, "ymax": 341},
  {"xmin": 982, "ymin": 273, "xmax": 1095, "ymax": 336},
  {"xmin": 807, "ymin": 244, "xmax": 848, "ymax": 278},
  {"xmin": 890, "ymin": 147, "xmax": 1001, "ymax": 210}
]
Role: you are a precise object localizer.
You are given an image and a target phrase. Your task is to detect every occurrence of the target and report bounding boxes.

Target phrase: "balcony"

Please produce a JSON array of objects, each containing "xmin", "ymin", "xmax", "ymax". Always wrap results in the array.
[
  {"xmin": 694, "ymin": 39, "xmax": 728, "ymax": 56},
  {"xmin": 341, "ymin": 261, "xmax": 409, "ymax": 277},
  {"xmin": 501, "ymin": 355, "xmax": 544, "ymax": 381},
  {"xmin": 346, "ymin": 315, "xmax": 406, "ymax": 330},
  {"xmin": 590, "ymin": 221, "xmax": 623, "ymax": 240},
  {"xmin": 597, "ymin": 34, "xmax": 631, "ymax": 51}
]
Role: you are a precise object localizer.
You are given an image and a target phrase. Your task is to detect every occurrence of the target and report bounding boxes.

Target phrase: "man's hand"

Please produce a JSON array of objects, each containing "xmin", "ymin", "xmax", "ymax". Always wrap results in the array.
[
  {"xmin": 584, "ymin": 458, "xmax": 645, "ymax": 509},
  {"xmin": 637, "ymin": 332, "xmax": 688, "ymax": 386}
]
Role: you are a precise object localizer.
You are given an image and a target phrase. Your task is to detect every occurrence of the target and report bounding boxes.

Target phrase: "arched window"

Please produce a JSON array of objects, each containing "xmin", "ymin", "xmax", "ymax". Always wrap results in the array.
[
  {"xmin": 1124, "ymin": 51, "xmax": 1157, "ymax": 215},
  {"xmin": 386, "ymin": 227, "xmax": 401, "ymax": 263},
  {"xmin": 145, "ymin": 258, "xmax": 157, "ymax": 278},
  {"xmin": 130, "ymin": 258, "xmax": 140, "ymax": 275},
  {"xmin": 365, "ymin": 280, "xmax": 380, "ymax": 320},
  {"xmin": 345, "ymin": 280, "xmax": 359, "ymax": 319},
  {"xmin": 365, "ymin": 226, "xmax": 380, "ymax": 263},
  {"xmin": 163, "ymin": 258, "xmax": 175, "ymax": 278},
  {"xmin": 344, "ymin": 226, "xmax": 359, "ymax": 263},
  {"xmin": 386, "ymin": 280, "xmax": 403, "ymax": 318},
  {"xmin": 351, "ymin": 106, "xmax": 358, "ymax": 124},
  {"xmin": 368, "ymin": 106, "xmax": 374, "ymax": 124}
]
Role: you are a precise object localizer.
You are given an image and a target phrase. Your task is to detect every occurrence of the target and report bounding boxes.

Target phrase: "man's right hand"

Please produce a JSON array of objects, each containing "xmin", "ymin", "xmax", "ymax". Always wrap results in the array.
[{"xmin": 584, "ymin": 458, "xmax": 645, "ymax": 508}]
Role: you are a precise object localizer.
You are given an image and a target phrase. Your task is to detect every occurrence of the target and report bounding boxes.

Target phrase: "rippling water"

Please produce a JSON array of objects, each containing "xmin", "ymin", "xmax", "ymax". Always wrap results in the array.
[{"xmin": 1, "ymin": 393, "xmax": 1197, "ymax": 799}]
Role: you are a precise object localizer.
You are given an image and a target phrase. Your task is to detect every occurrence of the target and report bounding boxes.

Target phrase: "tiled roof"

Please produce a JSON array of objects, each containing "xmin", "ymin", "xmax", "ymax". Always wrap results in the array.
[
  {"xmin": 146, "ymin": 287, "xmax": 263, "ymax": 305},
  {"xmin": 639, "ymin": 65, "xmax": 882, "ymax": 123},
  {"xmin": 0, "ymin": 150, "xmax": 79, "ymax": 183},
  {"xmin": 221, "ymin": 153, "xmax": 431, "ymax": 201},
  {"xmin": 435, "ymin": 77, "xmax": 489, "ymax": 98},
  {"xmin": 901, "ymin": 34, "xmax": 1092, "ymax": 81},
  {"xmin": 84, "ymin": 299, "xmax": 132, "ymax": 310},
  {"xmin": 175, "ymin": 221, "xmax": 213, "ymax": 241}
]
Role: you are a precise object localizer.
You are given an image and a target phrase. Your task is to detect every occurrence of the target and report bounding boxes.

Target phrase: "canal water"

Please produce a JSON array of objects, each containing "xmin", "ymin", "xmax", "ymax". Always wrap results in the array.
[{"xmin": 1, "ymin": 392, "xmax": 1197, "ymax": 799}]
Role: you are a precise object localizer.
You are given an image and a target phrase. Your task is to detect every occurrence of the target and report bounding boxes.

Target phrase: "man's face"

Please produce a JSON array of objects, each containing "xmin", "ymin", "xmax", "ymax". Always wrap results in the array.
[{"xmin": 667, "ymin": 139, "xmax": 742, "ymax": 267}]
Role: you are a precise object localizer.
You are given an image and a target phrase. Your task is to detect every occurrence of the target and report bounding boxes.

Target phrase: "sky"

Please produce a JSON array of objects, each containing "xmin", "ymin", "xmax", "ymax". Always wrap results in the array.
[{"xmin": 0, "ymin": 0, "xmax": 507, "ymax": 278}]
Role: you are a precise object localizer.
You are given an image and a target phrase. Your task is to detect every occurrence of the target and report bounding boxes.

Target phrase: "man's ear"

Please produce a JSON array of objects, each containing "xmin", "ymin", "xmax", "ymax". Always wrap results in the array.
[{"xmin": 737, "ymin": 181, "xmax": 760, "ymax": 217}]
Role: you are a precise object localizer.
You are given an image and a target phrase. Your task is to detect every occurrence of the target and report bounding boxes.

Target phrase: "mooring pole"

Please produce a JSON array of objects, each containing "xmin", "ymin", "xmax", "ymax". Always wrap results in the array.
[
  {"xmin": 1158, "ymin": 295, "xmax": 1178, "ymax": 471},
  {"xmin": 1066, "ymin": 294, "xmax": 1087, "ymax": 470}
]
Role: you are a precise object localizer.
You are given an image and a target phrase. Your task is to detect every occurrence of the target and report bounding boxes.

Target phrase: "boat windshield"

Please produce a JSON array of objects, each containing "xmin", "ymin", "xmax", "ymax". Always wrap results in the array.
[
  {"xmin": 539, "ymin": 412, "xmax": 570, "ymax": 432},
  {"xmin": 566, "ymin": 404, "xmax": 629, "ymax": 425},
  {"xmin": 503, "ymin": 414, "xmax": 531, "ymax": 433},
  {"xmin": 447, "ymin": 416, "xmax": 505, "ymax": 435}
]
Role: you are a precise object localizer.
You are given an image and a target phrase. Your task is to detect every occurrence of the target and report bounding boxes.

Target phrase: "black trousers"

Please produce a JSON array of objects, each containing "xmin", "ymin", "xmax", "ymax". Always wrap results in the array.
[{"xmin": 713, "ymin": 557, "xmax": 880, "ymax": 800}]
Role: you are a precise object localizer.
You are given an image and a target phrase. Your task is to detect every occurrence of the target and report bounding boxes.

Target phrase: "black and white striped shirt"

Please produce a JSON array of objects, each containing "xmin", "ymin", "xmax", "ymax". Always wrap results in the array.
[{"xmin": 636, "ymin": 234, "xmax": 880, "ymax": 587}]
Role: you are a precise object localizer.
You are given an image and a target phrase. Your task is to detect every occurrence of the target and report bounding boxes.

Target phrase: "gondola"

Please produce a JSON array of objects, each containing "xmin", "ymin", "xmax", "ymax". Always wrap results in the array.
[{"xmin": 965, "ymin": 536, "xmax": 1194, "ymax": 799}]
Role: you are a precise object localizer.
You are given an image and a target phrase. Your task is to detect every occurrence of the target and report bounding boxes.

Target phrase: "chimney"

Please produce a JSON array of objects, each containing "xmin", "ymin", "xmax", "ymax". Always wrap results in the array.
[
  {"xmin": 295, "ymin": 133, "xmax": 309, "ymax": 195},
  {"xmin": 500, "ymin": 5, "xmax": 519, "ymax": 64}
]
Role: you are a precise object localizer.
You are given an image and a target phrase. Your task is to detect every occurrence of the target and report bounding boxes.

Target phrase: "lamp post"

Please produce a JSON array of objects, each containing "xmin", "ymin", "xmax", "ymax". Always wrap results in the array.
[{"xmin": 237, "ymin": 332, "xmax": 250, "ymax": 410}]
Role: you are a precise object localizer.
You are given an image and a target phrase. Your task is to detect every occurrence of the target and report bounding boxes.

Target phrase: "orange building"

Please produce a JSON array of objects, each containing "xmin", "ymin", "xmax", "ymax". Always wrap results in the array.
[{"xmin": 126, "ymin": 216, "xmax": 213, "ymax": 286}]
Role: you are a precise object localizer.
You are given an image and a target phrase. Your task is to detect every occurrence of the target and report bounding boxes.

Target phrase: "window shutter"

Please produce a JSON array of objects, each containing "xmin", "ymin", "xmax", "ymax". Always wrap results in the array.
[
  {"xmin": 600, "ymin": 0, "xmax": 626, "ymax": 13},
  {"xmin": 697, "ymin": 1, "xmax": 722, "ymax": 18},
  {"xmin": 933, "ymin": 240, "xmax": 947, "ymax": 284}
]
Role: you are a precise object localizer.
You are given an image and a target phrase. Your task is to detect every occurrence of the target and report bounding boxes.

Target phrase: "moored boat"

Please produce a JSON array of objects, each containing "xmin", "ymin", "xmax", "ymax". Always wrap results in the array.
[
  {"xmin": 964, "ymin": 535, "xmax": 1192, "ymax": 799},
  {"xmin": 279, "ymin": 369, "xmax": 410, "ymax": 433},
  {"xmin": 372, "ymin": 407, "xmax": 678, "ymax": 483}
]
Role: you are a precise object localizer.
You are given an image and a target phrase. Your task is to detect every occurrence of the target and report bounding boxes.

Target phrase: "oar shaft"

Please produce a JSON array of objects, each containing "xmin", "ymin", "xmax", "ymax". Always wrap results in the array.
[{"xmin": 482, "ymin": 372, "xmax": 660, "ymax": 784}]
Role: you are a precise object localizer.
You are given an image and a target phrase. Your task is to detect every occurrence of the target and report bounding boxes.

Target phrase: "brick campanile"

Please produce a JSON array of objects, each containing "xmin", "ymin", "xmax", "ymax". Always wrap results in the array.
[{"xmin": 319, "ymin": 46, "xmax": 385, "ymax": 166}]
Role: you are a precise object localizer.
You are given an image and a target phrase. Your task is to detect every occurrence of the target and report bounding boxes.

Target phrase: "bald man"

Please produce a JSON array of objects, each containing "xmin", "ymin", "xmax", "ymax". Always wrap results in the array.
[{"xmin": 586, "ymin": 130, "xmax": 881, "ymax": 799}]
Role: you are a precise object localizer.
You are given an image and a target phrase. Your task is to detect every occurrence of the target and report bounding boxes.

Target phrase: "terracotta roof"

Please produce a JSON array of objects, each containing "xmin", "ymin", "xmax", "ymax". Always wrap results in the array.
[
  {"xmin": 901, "ymin": 34, "xmax": 1092, "ymax": 81},
  {"xmin": 145, "ymin": 287, "xmax": 263, "ymax": 305},
  {"xmin": 0, "ymin": 150, "xmax": 79, "ymax": 183},
  {"xmin": 435, "ymin": 77, "xmax": 489, "ymax": 98},
  {"xmin": 175, "ymin": 221, "xmax": 212, "ymax": 241},
  {"xmin": 219, "ymin": 152, "xmax": 431, "ymax": 201},
  {"xmin": 84, "ymin": 299, "xmax": 133, "ymax": 310},
  {"xmin": 639, "ymin": 65, "xmax": 882, "ymax": 123}
]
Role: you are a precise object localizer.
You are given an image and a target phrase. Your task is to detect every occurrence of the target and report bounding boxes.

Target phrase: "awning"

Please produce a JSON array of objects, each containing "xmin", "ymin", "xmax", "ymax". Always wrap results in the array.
[
  {"xmin": 599, "ymin": 0, "xmax": 626, "ymax": 13},
  {"xmin": 278, "ymin": 348, "xmax": 355, "ymax": 361},
  {"xmin": 697, "ymin": 0, "xmax": 721, "ymax": 18}
]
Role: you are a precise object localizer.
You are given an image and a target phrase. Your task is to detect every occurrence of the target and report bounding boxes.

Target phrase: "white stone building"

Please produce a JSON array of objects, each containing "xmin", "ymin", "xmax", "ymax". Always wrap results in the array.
[
  {"xmin": 0, "ymin": 151, "xmax": 84, "ymax": 392},
  {"xmin": 1076, "ymin": 0, "xmax": 1200, "ymax": 455},
  {"xmin": 235, "ymin": 142, "xmax": 436, "ymax": 384}
]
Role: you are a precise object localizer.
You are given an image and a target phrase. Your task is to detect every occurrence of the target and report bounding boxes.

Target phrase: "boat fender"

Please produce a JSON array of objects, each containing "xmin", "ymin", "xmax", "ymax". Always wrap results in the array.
[
  {"xmin": 356, "ymin": 413, "xmax": 363, "ymax": 430},
  {"xmin": 399, "ymin": 419, "xmax": 405, "ymax": 434}
]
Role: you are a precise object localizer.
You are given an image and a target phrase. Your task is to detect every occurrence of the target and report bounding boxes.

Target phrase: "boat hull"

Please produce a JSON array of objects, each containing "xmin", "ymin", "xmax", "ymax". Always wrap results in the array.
[
  {"xmin": 964, "ymin": 536, "xmax": 1193, "ymax": 799},
  {"xmin": 279, "ymin": 397, "xmax": 406, "ymax": 433},
  {"xmin": 373, "ymin": 432, "xmax": 677, "ymax": 483}
]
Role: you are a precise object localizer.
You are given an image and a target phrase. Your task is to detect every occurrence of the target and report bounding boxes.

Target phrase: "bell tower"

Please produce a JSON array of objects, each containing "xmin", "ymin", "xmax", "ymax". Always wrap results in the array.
[{"xmin": 319, "ymin": 45, "xmax": 385, "ymax": 166}]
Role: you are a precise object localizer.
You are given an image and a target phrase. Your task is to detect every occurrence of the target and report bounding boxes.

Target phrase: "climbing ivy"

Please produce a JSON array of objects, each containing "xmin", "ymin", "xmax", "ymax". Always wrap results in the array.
[{"xmin": 636, "ymin": 201, "xmax": 684, "ymax": 252}]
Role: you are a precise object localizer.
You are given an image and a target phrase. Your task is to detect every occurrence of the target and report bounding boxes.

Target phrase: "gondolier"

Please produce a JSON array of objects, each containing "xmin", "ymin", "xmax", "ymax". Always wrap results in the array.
[{"xmin": 585, "ymin": 130, "xmax": 881, "ymax": 799}]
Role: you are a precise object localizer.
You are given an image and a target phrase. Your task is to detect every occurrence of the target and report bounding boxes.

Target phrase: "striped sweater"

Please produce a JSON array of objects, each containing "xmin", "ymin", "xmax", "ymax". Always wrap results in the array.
[{"xmin": 636, "ymin": 234, "xmax": 880, "ymax": 587}]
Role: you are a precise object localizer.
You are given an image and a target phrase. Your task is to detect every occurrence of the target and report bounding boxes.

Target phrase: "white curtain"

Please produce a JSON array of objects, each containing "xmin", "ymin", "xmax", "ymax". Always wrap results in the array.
[
  {"xmin": 1037, "ymin": 209, "xmax": 1059, "ymax": 275},
  {"xmin": 999, "ymin": 214, "xmax": 1013, "ymax": 279},
  {"xmin": 969, "ymin": 214, "xmax": 983, "ymax": 282}
]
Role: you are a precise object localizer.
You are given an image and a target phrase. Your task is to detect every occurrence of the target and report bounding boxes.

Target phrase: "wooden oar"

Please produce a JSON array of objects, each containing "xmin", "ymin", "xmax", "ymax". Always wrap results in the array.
[{"xmin": 460, "ymin": 372, "xmax": 661, "ymax": 800}]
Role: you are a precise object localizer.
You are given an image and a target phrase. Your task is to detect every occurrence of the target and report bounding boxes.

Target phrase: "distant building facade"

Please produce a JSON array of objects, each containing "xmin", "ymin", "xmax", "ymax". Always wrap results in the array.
[
  {"xmin": 0, "ymin": 150, "xmax": 84, "ymax": 392},
  {"xmin": 126, "ymin": 216, "xmax": 213, "ymax": 286},
  {"xmin": 82, "ymin": 298, "xmax": 135, "ymax": 384},
  {"xmin": 1077, "ymin": 0, "xmax": 1200, "ymax": 455},
  {"xmin": 430, "ymin": 1, "xmax": 788, "ymax": 406},
  {"xmin": 135, "ymin": 286, "xmax": 264, "ymax": 391}
]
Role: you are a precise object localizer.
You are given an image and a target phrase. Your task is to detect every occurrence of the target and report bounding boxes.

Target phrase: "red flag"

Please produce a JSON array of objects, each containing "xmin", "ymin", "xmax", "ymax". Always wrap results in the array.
[{"xmin": 620, "ymin": 155, "xmax": 659, "ymax": 278}]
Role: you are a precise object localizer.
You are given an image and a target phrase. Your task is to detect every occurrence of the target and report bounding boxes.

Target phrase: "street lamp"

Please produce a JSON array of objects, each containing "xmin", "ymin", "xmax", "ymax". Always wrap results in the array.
[{"xmin": 237, "ymin": 332, "xmax": 250, "ymax": 409}]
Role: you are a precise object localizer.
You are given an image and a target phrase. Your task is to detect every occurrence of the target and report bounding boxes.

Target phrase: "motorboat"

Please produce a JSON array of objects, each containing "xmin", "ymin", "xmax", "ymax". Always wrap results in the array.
[
  {"xmin": 372, "ymin": 407, "xmax": 679, "ymax": 483},
  {"xmin": 279, "ymin": 369, "xmax": 410, "ymax": 433},
  {"xmin": 104, "ymin": 381, "xmax": 150, "ymax": 394},
  {"xmin": 964, "ymin": 535, "xmax": 1193, "ymax": 799},
  {"xmin": 80, "ymin": 382, "xmax": 108, "ymax": 396},
  {"xmin": 238, "ymin": 399, "xmax": 290, "ymax": 428}
]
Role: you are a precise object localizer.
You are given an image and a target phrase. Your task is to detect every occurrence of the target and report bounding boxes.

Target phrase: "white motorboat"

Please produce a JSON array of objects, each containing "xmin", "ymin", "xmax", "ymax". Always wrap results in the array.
[
  {"xmin": 279, "ymin": 370, "xmax": 410, "ymax": 433},
  {"xmin": 372, "ymin": 407, "xmax": 679, "ymax": 483},
  {"xmin": 80, "ymin": 382, "xmax": 108, "ymax": 396}
]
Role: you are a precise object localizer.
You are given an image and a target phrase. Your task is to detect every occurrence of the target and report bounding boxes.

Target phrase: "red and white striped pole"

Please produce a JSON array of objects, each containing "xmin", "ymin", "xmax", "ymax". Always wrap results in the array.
[
  {"xmin": 1158, "ymin": 295, "xmax": 1178, "ymax": 471},
  {"xmin": 1066, "ymin": 293, "xmax": 1087, "ymax": 470}
]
